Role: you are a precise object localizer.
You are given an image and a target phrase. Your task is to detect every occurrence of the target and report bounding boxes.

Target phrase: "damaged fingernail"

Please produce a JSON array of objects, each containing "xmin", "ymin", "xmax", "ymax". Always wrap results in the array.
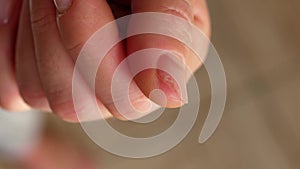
[{"xmin": 156, "ymin": 52, "xmax": 188, "ymax": 106}]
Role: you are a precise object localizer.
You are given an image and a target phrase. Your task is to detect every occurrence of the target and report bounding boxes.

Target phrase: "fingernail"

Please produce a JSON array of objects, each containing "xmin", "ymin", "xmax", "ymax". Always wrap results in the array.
[
  {"xmin": 156, "ymin": 52, "xmax": 188, "ymax": 106},
  {"xmin": 53, "ymin": 0, "xmax": 72, "ymax": 14},
  {"xmin": 0, "ymin": 0, "xmax": 14, "ymax": 25}
]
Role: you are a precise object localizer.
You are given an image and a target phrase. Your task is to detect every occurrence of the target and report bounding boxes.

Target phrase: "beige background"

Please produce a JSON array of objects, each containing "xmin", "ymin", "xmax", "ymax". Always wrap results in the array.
[{"xmin": 1, "ymin": 0, "xmax": 300, "ymax": 168}]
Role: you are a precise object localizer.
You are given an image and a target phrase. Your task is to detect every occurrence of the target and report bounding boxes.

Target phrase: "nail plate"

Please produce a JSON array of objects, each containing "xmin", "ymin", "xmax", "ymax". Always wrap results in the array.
[
  {"xmin": 156, "ymin": 52, "xmax": 188, "ymax": 106},
  {"xmin": 53, "ymin": 0, "xmax": 72, "ymax": 13}
]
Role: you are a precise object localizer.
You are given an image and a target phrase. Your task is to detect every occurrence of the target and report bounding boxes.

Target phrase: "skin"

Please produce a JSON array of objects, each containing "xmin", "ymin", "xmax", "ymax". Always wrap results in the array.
[
  {"xmin": 22, "ymin": 134, "xmax": 100, "ymax": 169},
  {"xmin": 0, "ymin": 0, "xmax": 211, "ymax": 122}
]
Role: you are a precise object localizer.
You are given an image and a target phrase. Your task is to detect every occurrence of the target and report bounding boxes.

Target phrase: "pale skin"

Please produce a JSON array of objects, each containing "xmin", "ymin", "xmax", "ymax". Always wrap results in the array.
[
  {"xmin": 1, "ymin": 0, "xmax": 210, "ymax": 168},
  {"xmin": 0, "ymin": 0, "xmax": 211, "ymax": 122}
]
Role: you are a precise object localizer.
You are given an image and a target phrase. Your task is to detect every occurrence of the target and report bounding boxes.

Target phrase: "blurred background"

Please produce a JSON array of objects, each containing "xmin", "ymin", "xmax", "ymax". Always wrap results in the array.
[{"xmin": 1, "ymin": 0, "xmax": 300, "ymax": 168}]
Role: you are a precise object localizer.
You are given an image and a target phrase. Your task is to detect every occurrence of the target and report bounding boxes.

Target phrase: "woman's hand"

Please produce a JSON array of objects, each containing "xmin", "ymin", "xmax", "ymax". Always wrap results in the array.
[{"xmin": 0, "ymin": 0, "xmax": 210, "ymax": 122}]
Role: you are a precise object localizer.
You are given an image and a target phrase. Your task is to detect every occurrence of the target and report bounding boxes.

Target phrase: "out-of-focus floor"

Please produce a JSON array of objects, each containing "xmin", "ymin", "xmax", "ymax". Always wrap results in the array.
[{"xmin": 2, "ymin": 0, "xmax": 300, "ymax": 168}]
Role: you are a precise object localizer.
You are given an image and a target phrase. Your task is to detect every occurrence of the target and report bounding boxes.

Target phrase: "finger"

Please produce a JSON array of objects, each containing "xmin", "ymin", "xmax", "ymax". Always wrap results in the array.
[
  {"xmin": 16, "ymin": 0, "xmax": 50, "ymax": 111},
  {"xmin": 0, "ymin": 0, "xmax": 30, "ymax": 111},
  {"xmin": 55, "ymin": 0, "xmax": 150, "ymax": 120},
  {"xmin": 127, "ymin": 0, "xmax": 211, "ymax": 108},
  {"xmin": 30, "ymin": 0, "xmax": 111, "ymax": 122}
]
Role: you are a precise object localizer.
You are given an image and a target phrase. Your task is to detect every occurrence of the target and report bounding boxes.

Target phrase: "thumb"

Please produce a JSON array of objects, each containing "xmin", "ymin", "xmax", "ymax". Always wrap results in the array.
[{"xmin": 127, "ymin": 0, "xmax": 211, "ymax": 108}]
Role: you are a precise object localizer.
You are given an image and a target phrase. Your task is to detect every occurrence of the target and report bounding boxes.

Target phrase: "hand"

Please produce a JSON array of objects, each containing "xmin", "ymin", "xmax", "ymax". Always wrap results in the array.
[{"xmin": 0, "ymin": 0, "xmax": 211, "ymax": 122}]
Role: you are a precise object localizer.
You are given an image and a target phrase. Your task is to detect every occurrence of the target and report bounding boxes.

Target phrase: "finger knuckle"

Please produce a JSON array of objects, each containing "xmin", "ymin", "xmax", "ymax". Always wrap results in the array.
[
  {"xmin": 30, "ymin": 7, "xmax": 56, "ymax": 32},
  {"xmin": 67, "ymin": 42, "xmax": 85, "ymax": 58}
]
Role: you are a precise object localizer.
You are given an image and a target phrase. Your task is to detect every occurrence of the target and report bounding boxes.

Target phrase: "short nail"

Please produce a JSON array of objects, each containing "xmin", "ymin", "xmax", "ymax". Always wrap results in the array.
[
  {"xmin": 156, "ymin": 52, "xmax": 188, "ymax": 106},
  {"xmin": 53, "ymin": 0, "xmax": 72, "ymax": 14},
  {"xmin": 0, "ymin": 0, "xmax": 14, "ymax": 25}
]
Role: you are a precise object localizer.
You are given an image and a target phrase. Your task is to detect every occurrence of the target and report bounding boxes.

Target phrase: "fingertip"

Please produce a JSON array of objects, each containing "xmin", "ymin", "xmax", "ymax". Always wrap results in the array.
[
  {"xmin": 134, "ymin": 70, "xmax": 186, "ymax": 109},
  {"xmin": 19, "ymin": 86, "xmax": 51, "ymax": 112},
  {"xmin": 0, "ymin": 93, "xmax": 31, "ymax": 112},
  {"xmin": 48, "ymin": 98, "xmax": 79, "ymax": 122}
]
